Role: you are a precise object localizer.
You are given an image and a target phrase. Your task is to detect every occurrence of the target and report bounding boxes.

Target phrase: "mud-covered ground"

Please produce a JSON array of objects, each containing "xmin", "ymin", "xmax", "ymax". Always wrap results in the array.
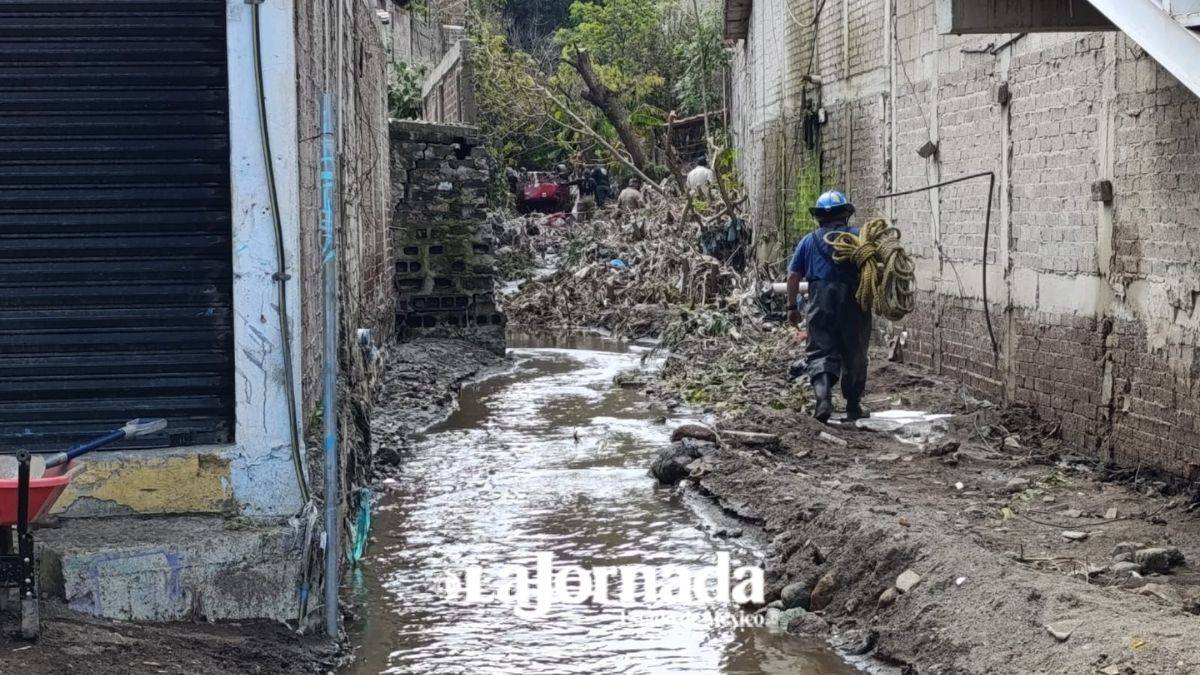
[
  {"xmin": 2, "ymin": 339, "xmax": 500, "ymax": 675},
  {"xmin": 370, "ymin": 338, "xmax": 506, "ymax": 469},
  {"xmin": 653, "ymin": 336, "xmax": 1200, "ymax": 674},
  {"xmin": 0, "ymin": 599, "xmax": 335, "ymax": 674}
]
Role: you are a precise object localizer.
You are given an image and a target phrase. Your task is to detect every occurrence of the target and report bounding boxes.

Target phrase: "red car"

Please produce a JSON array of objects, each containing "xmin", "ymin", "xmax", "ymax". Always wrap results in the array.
[{"xmin": 517, "ymin": 171, "xmax": 571, "ymax": 214}]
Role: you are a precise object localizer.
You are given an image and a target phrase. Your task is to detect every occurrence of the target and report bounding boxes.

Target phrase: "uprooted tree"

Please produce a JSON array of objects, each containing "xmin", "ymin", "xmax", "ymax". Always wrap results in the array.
[{"xmin": 470, "ymin": 0, "xmax": 731, "ymax": 199}]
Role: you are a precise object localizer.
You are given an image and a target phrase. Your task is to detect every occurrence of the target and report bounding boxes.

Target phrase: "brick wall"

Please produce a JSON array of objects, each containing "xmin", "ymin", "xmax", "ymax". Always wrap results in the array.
[
  {"xmin": 390, "ymin": 120, "xmax": 505, "ymax": 353},
  {"xmin": 296, "ymin": 0, "xmax": 393, "ymax": 502},
  {"xmin": 297, "ymin": 0, "xmax": 393, "ymax": 419},
  {"xmin": 729, "ymin": 0, "xmax": 1200, "ymax": 480},
  {"xmin": 421, "ymin": 40, "xmax": 477, "ymax": 125}
]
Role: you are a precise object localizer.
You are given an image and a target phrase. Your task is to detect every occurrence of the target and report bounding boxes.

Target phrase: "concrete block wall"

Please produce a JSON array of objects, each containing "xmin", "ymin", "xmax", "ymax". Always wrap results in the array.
[
  {"xmin": 390, "ymin": 120, "xmax": 505, "ymax": 353},
  {"xmin": 729, "ymin": 0, "xmax": 1200, "ymax": 480}
]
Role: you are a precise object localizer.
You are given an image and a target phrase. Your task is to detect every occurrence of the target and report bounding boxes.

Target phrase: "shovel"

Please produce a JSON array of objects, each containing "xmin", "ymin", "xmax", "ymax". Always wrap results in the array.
[{"xmin": 0, "ymin": 418, "xmax": 168, "ymax": 479}]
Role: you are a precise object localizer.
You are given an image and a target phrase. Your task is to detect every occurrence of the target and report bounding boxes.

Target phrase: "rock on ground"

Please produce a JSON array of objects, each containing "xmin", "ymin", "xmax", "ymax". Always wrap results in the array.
[{"xmin": 649, "ymin": 438, "xmax": 715, "ymax": 485}]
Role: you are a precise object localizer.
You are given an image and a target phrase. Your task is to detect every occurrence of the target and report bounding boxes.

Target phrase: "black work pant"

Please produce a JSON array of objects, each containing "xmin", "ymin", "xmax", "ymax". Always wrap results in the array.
[{"xmin": 804, "ymin": 280, "xmax": 872, "ymax": 403}]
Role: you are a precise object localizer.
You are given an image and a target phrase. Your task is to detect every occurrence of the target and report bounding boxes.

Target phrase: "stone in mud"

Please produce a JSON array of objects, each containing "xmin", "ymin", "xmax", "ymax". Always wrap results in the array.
[
  {"xmin": 649, "ymin": 438, "xmax": 714, "ymax": 485},
  {"xmin": 878, "ymin": 587, "xmax": 899, "ymax": 608},
  {"xmin": 780, "ymin": 582, "xmax": 812, "ymax": 611},
  {"xmin": 1110, "ymin": 561, "xmax": 1142, "ymax": 575},
  {"xmin": 770, "ymin": 606, "xmax": 808, "ymax": 630},
  {"xmin": 613, "ymin": 369, "xmax": 651, "ymax": 388},
  {"xmin": 1045, "ymin": 622, "xmax": 1074, "ymax": 642},
  {"xmin": 928, "ymin": 440, "xmax": 960, "ymax": 457},
  {"xmin": 895, "ymin": 569, "xmax": 922, "ymax": 593},
  {"xmin": 840, "ymin": 629, "xmax": 879, "ymax": 656},
  {"xmin": 670, "ymin": 423, "xmax": 719, "ymax": 444},
  {"xmin": 809, "ymin": 571, "xmax": 839, "ymax": 611},
  {"xmin": 1134, "ymin": 547, "xmax": 1185, "ymax": 574},
  {"xmin": 783, "ymin": 608, "xmax": 829, "ymax": 635}
]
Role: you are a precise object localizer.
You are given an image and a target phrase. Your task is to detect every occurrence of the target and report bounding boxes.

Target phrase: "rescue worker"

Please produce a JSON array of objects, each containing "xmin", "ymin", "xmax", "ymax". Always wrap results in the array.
[
  {"xmin": 617, "ymin": 178, "xmax": 644, "ymax": 213},
  {"xmin": 591, "ymin": 165, "xmax": 612, "ymax": 208},
  {"xmin": 786, "ymin": 191, "xmax": 872, "ymax": 423},
  {"xmin": 686, "ymin": 157, "xmax": 715, "ymax": 198}
]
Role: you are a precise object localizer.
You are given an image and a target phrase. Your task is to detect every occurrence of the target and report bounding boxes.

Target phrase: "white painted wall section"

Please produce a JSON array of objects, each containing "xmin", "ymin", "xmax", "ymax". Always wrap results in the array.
[{"xmin": 226, "ymin": 0, "xmax": 306, "ymax": 517}]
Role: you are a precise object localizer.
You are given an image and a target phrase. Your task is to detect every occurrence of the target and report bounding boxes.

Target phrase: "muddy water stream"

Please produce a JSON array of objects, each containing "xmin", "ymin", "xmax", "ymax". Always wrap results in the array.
[{"xmin": 348, "ymin": 336, "xmax": 861, "ymax": 674}]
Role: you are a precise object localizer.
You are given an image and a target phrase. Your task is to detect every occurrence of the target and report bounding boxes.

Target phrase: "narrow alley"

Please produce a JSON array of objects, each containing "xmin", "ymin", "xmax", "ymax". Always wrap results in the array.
[{"xmin": 2, "ymin": 0, "xmax": 1200, "ymax": 674}]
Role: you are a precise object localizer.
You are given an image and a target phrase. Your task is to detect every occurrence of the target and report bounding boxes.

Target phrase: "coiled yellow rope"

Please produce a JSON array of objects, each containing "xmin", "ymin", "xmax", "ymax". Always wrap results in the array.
[{"xmin": 823, "ymin": 218, "xmax": 915, "ymax": 321}]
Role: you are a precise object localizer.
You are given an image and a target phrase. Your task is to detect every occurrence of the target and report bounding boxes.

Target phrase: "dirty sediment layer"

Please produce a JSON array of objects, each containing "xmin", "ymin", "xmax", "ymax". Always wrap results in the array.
[
  {"xmin": 371, "ymin": 338, "xmax": 509, "ymax": 468},
  {"xmin": 656, "ymin": 350, "xmax": 1200, "ymax": 674}
]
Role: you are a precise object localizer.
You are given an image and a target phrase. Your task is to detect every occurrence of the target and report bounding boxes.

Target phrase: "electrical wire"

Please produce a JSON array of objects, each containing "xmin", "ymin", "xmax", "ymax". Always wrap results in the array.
[
  {"xmin": 251, "ymin": 1, "xmax": 310, "ymax": 503},
  {"xmin": 875, "ymin": 171, "xmax": 999, "ymax": 362}
]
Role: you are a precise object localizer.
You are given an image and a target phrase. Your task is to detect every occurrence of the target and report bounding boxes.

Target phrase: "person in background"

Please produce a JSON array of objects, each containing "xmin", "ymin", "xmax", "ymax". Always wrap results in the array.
[
  {"xmin": 617, "ymin": 178, "xmax": 644, "ymax": 213},
  {"xmin": 591, "ymin": 165, "xmax": 612, "ymax": 208},
  {"xmin": 564, "ymin": 169, "xmax": 598, "ymax": 222},
  {"xmin": 686, "ymin": 157, "xmax": 715, "ymax": 197},
  {"xmin": 785, "ymin": 190, "xmax": 871, "ymax": 424}
]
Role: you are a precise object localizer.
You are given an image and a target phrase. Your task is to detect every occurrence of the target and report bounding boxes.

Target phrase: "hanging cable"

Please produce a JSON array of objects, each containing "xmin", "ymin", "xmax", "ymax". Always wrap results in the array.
[
  {"xmin": 875, "ymin": 171, "xmax": 999, "ymax": 362},
  {"xmin": 250, "ymin": 0, "xmax": 310, "ymax": 502}
]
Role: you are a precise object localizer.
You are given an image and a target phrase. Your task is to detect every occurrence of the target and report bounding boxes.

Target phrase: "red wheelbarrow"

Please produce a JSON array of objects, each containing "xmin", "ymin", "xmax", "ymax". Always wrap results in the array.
[{"xmin": 0, "ymin": 418, "xmax": 166, "ymax": 638}]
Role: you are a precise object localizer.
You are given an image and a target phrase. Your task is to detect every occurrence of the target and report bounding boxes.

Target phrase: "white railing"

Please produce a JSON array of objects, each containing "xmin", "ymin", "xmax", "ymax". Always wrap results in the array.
[
  {"xmin": 1089, "ymin": 0, "xmax": 1200, "ymax": 97},
  {"xmin": 1154, "ymin": 0, "xmax": 1200, "ymax": 27}
]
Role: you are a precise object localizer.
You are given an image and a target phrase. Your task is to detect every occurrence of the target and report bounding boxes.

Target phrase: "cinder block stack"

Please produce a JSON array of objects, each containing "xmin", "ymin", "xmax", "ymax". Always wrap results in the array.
[{"xmin": 389, "ymin": 120, "xmax": 505, "ymax": 353}]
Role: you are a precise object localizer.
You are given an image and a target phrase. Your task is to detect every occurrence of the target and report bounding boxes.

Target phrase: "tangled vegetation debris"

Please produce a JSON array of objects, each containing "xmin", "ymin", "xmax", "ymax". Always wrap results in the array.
[
  {"xmin": 493, "ymin": 189, "xmax": 814, "ymax": 419},
  {"xmin": 497, "ymin": 195, "xmax": 756, "ymax": 341},
  {"xmin": 656, "ymin": 327, "xmax": 811, "ymax": 415}
]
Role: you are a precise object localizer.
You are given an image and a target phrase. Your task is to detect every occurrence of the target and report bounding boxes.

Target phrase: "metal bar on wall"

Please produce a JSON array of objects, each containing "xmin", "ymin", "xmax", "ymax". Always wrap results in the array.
[{"xmin": 320, "ymin": 93, "xmax": 340, "ymax": 639}]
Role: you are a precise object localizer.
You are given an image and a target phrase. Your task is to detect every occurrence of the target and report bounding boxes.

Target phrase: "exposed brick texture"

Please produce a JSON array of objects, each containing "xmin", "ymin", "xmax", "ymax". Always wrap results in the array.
[
  {"xmin": 729, "ymin": 0, "xmax": 1200, "ymax": 480},
  {"xmin": 297, "ymin": 0, "xmax": 393, "ymax": 424},
  {"xmin": 390, "ymin": 121, "xmax": 505, "ymax": 353}
]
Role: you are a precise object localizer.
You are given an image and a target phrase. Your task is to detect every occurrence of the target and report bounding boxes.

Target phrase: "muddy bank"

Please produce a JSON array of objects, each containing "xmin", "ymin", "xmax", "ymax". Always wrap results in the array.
[
  {"xmin": 0, "ymin": 599, "xmax": 334, "ymax": 674},
  {"xmin": 370, "ymin": 338, "xmax": 506, "ymax": 467},
  {"xmin": 656, "ymin": 349, "xmax": 1200, "ymax": 674}
]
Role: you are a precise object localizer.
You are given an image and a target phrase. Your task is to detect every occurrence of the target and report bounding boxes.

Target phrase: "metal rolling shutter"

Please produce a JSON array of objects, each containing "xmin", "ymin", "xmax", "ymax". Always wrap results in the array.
[{"xmin": 0, "ymin": 0, "xmax": 234, "ymax": 451}]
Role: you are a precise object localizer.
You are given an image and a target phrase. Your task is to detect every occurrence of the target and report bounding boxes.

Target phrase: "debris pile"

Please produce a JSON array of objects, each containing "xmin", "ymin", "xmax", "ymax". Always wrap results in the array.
[
  {"xmin": 654, "ymin": 327, "xmax": 811, "ymax": 414},
  {"xmin": 493, "ymin": 192, "xmax": 818, "ymax": 417},
  {"xmin": 496, "ymin": 198, "xmax": 754, "ymax": 339}
]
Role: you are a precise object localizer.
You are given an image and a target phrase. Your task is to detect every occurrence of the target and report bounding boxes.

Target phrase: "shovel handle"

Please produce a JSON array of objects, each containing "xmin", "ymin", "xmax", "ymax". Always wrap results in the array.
[
  {"xmin": 122, "ymin": 418, "xmax": 168, "ymax": 439},
  {"xmin": 44, "ymin": 418, "xmax": 169, "ymax": 468}
]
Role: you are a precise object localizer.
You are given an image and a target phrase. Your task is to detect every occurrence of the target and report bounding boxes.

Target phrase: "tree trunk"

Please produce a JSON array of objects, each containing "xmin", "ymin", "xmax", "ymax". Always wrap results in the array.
[{"xmin": 567, "ymin": 49, "xmax": 652, "ymax": 176}]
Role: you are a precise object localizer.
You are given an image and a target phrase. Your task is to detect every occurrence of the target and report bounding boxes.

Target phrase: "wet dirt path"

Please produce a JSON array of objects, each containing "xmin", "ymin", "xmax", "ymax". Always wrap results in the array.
[{"xmin": 347, "ymin": 336, "xmax": 861, "ymax": 674}]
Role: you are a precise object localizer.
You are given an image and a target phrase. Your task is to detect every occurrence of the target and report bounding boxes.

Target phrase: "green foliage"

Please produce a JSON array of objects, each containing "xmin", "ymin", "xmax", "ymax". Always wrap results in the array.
[
  {"xmin": 388, "ymin": 62, "xmax": 425, "ymax": 120},
  {"xmin": 470, "ymin": 14, "xmax": 577, "ymax": 168},
  {"xmin": 554, "ymin": 0, "xmax": 670, "ymax": 100},
  {"xmin": 671, "ymin": 4, "xmax": 728, "ymax": 116},
  {"xmin": 785, "ymin": 150, "xmax": 822, "ymax": 247},
  {"xmin": 470, "ymin": 0, "xmax": 738, "ymax": 185}
]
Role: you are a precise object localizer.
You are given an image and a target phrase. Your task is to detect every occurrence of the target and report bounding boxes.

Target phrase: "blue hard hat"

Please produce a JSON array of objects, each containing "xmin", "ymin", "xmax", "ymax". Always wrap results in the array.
[{"xmin": 810, "ymin": 190, "xmax": 855, "ymax": 221}]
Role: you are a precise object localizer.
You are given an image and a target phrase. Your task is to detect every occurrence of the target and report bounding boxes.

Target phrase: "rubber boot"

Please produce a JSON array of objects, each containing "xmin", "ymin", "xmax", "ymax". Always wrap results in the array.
[
  {"xmin": 812, "ymin": 374, "xmax": 834, "ymax": 423},
  {"xmin": 845, "ymin": 400, "xmax": 870, "ymax": 421}
]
